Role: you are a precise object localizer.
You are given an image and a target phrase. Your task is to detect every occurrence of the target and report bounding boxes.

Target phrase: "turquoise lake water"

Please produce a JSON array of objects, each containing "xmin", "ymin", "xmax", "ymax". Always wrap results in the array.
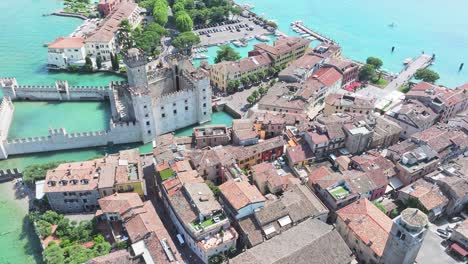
[
  {"xmin": 0, "ymin": 0, "xmax": 466, "ymax": 262},
  {"xmin": 237, "ymin": 0, "xmax": 467, "ymax": 88}
]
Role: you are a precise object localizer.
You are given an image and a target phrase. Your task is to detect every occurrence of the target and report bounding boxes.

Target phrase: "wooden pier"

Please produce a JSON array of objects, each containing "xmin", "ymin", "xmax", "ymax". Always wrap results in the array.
[{"xmin": 292, "ymin": 22, "xmax": 334, "ymax": 44}]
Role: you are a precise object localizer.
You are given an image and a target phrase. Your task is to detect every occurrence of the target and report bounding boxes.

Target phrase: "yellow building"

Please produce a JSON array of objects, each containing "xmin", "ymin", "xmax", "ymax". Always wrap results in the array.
[
  {"xmin": 210, "ymin": 53, "xmax": 272, "ymax": 91},
  {"xmin": 210, "ymin": 37, "xmax": 310, "ymax": 92}
]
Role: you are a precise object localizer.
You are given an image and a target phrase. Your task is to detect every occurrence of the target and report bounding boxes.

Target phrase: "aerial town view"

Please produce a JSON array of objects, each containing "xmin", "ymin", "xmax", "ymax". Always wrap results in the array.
[{"xmin": 0, "ymin": 0, "xmax": 467, "ymax": 263}]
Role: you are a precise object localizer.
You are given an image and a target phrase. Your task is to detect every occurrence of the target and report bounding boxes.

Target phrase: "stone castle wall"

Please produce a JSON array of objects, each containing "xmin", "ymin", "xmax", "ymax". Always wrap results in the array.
[
  {"xmin": 1, "ymin": 121, "xmax": 141, "ymax": 159},
  {"xmin": 0, "ymin": 97, "xmax": 14, "ymax": 159},
  {"xmin": 0, "ymin": 78, "xmax": 111, "ymax": 101}
]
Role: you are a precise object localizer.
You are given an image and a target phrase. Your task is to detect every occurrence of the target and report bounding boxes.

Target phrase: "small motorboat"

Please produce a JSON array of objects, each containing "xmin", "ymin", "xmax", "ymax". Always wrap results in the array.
[
  {"xmin": 403, "ymin": 58, "xmax": 412, "ymax": 65},
  {"xmin": 388, "ymin": 22, "xmax": 396, "ymax": 28}
]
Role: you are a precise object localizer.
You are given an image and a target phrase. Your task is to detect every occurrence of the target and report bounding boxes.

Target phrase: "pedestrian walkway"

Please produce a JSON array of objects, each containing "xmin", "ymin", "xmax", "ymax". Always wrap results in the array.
[{"xmin": 385, "ymin": 54, "xmax": 433, "ymax": 91}]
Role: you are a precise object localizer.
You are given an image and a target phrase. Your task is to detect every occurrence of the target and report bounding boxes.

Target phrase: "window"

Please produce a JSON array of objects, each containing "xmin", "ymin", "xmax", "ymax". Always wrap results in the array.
[
  {"xmin": 144, "ymin": 105, "xmax": 147, "ymax": 109},
  {"xmin": 185, "ymin": 99, "xmax": 188, "ymax": 103},
  {"xmin": 147, "ymin": 130, "xmax": 151, "ymax": 134},
  {"xmin": 146, "ymin": 121, "xmax": 150, "ymax": 125},
  {"xmin": 162, "ymin": 113, "xmax": 166, "ymax": 118},
  {"xmin": 203, "ymin": 103, "xmax": 206, "ymax": 107},
  {"xmin": 145, "ymin": 114, "xmax": 149, "ymax": 117},
  {"xmin": 185, "ymin": 106, "xmax": 188, "ymax": 111},
  {"xmin": 203, "ymin": 112, "xmax": 206, "ymax": 115},
  {"xmin": 173, "ymin": 110, "xmax": 177, "ymax": 114},
  {"xmin": 173, "ymin": 103, "xmax": 176, "ymax": 106}
]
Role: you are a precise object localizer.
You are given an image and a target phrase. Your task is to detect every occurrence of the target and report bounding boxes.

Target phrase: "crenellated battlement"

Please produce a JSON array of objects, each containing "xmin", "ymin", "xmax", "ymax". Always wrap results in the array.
[
  {"xmin": 123, "ymin": 48, "xmax": 147, "ymax": 68},
  {"xmin": 0, "ymin": 77, "xmax": 18, "ymax": 88},
  {"xmin": 154, "ymin": 86, "xmax": 197, "ymax": 101}
]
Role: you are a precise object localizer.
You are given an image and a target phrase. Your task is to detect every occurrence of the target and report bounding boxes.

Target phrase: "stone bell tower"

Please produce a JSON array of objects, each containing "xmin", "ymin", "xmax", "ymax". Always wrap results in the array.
[{"xmin": 382, "ymin": 208, "xmax": 429, "ymax": 264}]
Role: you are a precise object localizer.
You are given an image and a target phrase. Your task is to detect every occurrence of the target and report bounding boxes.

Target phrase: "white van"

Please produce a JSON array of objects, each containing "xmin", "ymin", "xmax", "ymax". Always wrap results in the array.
[{"xmin": 176, "ymin": 234, "xmax": 185, "ymax": 246}]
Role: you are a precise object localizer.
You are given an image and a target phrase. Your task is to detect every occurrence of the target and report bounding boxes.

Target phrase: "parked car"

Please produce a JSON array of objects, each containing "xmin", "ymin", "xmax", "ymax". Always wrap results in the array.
[{"xmin": 437, "ymin": 229, "xmax": 450, "ymax": 236}]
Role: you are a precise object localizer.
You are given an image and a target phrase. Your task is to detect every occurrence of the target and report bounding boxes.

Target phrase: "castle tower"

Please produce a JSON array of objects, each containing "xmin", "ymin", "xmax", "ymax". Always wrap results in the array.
[
  {"xmin": 382, "ymin": 208, "xmax": 429, "ymax": 264},
  {"xmin": 123, "ymin": 48, "xmax": 149, "ymax": 91}
]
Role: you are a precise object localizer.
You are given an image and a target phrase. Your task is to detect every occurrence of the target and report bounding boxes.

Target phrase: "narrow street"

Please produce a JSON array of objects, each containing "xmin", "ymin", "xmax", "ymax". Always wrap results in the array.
[{"xmin": 142, "ymin": 157, "xmax": 204, "ymax": 264}]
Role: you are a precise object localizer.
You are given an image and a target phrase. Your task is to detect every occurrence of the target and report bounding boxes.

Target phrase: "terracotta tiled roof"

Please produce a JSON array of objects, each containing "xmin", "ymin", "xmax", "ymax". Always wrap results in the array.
[
  {"xmin": 86, "ymin": 2, "xmax": 139, "ymax": 43},
  {"xmin": 286, "ymin": 143, "xmax": 313, "ymax": 164},
  {"xmin": 307, "ymin": 131, "xmax": 329, "ymax": 145},
  {"xmin": 48, "ymin": 37, "xmax": 85, "ymax": 49},
  {"xmin": 220, "ymin": 180, "xmax": 265, "ymax": 211},
  {"xmin": 313, "ymin": 67, "xmax": 342, "ymax": 87},
  {"xmin": 337, "ymin": 198, "xmax": 392, "ymax": 257},
  {"xmin": 98, "ymin": 192, "xmax": 144, "ymax": 215},
  {"xmin": 308, "ymin": 166, "xmax": 332, "ymax": 183},
  {"xmin": 86, "ymin": 250, "xmax": 133, "ymax": 264},
  {"xmin": 254, "ymin": 37, "xmax": 310, "ymax": 56}
]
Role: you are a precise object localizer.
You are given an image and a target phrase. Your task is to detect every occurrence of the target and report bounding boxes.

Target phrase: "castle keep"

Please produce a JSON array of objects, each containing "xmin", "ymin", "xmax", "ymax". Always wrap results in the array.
[{"xmin": 0, "ymin": 49, "xmax": 212, "ymax": 159}]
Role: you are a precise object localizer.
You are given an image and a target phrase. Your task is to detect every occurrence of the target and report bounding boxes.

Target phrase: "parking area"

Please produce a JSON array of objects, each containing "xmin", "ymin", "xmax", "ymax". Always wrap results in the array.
[{"xmin": 194, "ymin": 16, "xmax": 273, "ymax": 46}]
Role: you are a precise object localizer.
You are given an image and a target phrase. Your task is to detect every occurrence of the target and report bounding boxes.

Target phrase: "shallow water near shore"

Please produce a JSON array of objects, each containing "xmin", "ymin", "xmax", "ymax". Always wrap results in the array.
[{"xmin": 236, "ymin": 0, "xmax": 468, "ymax": 87}]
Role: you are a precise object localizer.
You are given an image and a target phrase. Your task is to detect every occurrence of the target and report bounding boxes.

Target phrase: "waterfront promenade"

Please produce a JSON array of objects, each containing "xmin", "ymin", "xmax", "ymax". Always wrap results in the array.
[{"xmin": 385, "ymin": 54, "xmax": 433, "ymax": 91}]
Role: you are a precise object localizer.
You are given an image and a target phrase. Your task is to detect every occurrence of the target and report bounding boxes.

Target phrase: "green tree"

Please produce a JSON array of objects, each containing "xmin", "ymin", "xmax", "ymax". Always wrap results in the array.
[
  {"xmin": 227, "ymin": 80, "xmax": 238, "ymax": 93},
  {"xmin": 372, "ymin": 201, "xmax": 387, "ymax": 214},
  {"xmin": 145, "ymin": 22, "xmax": 168, "ymax": 36},
  {"xmin": 249, "ymin": 74, "xmax": 259, "ymax": 84},
  {"xmin": 214, "ymin": 45, "xmax": 241, "ymax": 63},
  {"xmin": 153, "ymin": 0, "xmax": 169, "ymax": 25},
  {"xmin": 43, "ymin": 242, "xmax": 65, "ymax": 264},
  {"xmin": 247, "ymin": 95, "xmax": 255, "ymax": 104},
  {"xmin": 230, "ymin": 5, "xmax": 242, "ymax": 19},
  {"xmin": 110, "ymin": 53, "xmax": 119, "ymax": 71},
  {"xmin": 22, "ymin": 161, "xmax": 65, "ymax": 184},
  {"xmin": 366, "ymin": 57, "xmax": 383, "ymax": 69},
  {"xmin": 266, "ymin": 67, "xmax": 275, "ymax": 77},
  {"xmin": 258, "ymin": 86, "xmax": 266, "ymax": 95},
  {"xmin": 96, "ymin": 56, "xmax": 102, "ymax": 69},
  {"xmin": 240, "ymin": 76, "xmax": 250, "ymax": 87},
  {"xmin": 252, "ymin": 90, "xmax": 259, "ymax": 99},
  {"xmin": 117, "ymin": 19, "xmax": 133, "ymax": 50},
  {"xmin": 175, "ymin": 11, "xmax": 193, "ymax": 32},
  {"xmin": 171, "ymin": 32, "xmax": 200, "ymax": 55},
  {"xmin": 358, "ymin": 64, "xmax": 376, "ymax": 81},
  {"xmin": 414, "ymin": 68, "xmax": 440, "ymax": 83},
  {"xmin": 206, "ymin": 180, "xmax": 220, "ymax": 196},
  {"xmin": 209, "ymin": 6, "xmax": 228, "ymax": 22},
  {"xmin": 258, "ymin": 70, "xmax": 266, "ymax": 80},
  {"xmin": 172, "ymin": 2, "xmax": 185, "ymax": 13}
]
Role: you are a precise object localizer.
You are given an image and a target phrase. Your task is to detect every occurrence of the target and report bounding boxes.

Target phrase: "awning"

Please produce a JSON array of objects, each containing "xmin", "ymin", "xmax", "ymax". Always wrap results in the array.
[
  {"xmin": 389, "ymin": 176, "xmax": 404, "ymax": 190},
  {"xmin": 263, "ymin": 225, "xmax": 276, "ymax": 236},
  {"xmin": 35, "ymin": 180, "xmax": 45, "ymax": 200},
  {"xmin": 450, "ymin": 243, "xmax": 468, "ymax": 257}
]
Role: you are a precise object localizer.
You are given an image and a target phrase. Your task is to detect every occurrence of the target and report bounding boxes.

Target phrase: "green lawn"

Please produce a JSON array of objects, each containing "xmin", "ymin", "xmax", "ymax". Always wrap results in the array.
[
  {"xmin": 160, "ymin": 168, "xmax": 175, "ymax": 181},
  {"xmin": 191, "ymin": 214, "xmax": 226, "ymax": 230},
  {"xmin": 371, "ymin": 77, "xmax": 388, "ymax": 87},
  {"xmin": 329, "ymin": 186, "xmax": 350, "ymax": 199}
]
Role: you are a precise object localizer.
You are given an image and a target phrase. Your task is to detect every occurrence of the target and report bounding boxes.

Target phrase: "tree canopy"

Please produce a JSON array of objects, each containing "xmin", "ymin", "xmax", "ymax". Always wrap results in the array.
[
  {"xmin": 358, "ymin": 64, "xmax": 376, "ymax": 81},
  {"xmin": 414, "ymin": 68, "xmax": 440, "ymax": 83},
  {"xmin": 171, "ymin": 32, "xmax": 200, "ymax": 54},
  {"xmin": 153, "ymin": 0, "xmax": 169, "ymax": 26},
  {"xmin": 175, "ymin": 11, "xmax": 194, "ymax": 32},
  {"xmin": 22, "ymin": 161, "xmax": 65, "ymax": 184},
  {"xmin": 366, "ymin": 57, "xmax": 383, "ymax": 69},
  {"xmin": 214, "ymin": 45, "xmax": 241, "ymax": 63}
]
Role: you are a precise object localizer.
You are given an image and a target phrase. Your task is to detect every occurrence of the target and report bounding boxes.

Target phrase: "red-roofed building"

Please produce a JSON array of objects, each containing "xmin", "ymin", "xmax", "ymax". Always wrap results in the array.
[
  {"xmin": 250, "ymin": 37, "xmax": 310, "ymax": 67},
  {"xmin": 336, "ymin": 198, "xmax": 393, "ymax": 263},
  {"xmin": 219, "ymin": 178, "xmax": 266, "ymax": 219},
  {"xmin": 406, "ymin": 82, "xmax": 468, "ymax": 121},
  {"xmin": 210, "ymin": 53, "xmax": 272, "ymax": 91},
  {"xmin": 336, "ymin": 199, "xmax": 429, "ymax": 264},
  {"xmin": 47, "ymin": 37, "xmax": 86, "ymax": 69},
  {"xmin": 97, "ymin": 192, "xmax": 182, "ymax": 263},
  {"xmin": 98, "ymin": 0, "xmax": 128, "ymax": 17}
]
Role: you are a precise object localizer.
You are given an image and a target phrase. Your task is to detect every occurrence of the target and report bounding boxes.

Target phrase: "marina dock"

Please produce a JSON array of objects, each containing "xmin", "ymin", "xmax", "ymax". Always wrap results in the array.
[
  {"xmin": 292, "ymin": 21, "xmax": 334, "ymax": 44},
  {"xmin": 385, "ymin": 54, "xmax": 433, "ymax": 91}
]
